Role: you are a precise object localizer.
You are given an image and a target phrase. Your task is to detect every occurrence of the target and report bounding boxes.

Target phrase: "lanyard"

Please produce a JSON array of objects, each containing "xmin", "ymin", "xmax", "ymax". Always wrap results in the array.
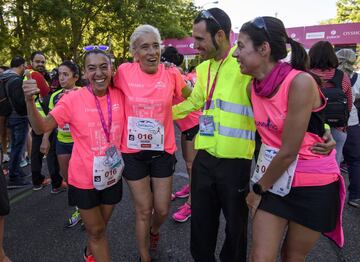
[
  {"xmin": 205, "ymin": 48, "xmax": 231, "ymax": 110},
  {"xmin": 87, "ymin": 86, "xmax": 112, "ymax": 143}
]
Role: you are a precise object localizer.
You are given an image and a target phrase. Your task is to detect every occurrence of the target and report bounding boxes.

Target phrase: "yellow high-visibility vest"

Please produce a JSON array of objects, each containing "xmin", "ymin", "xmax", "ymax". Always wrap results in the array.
[{"xmin": 173, "ymin": 46, "xmax": 256, "ymax": 159}]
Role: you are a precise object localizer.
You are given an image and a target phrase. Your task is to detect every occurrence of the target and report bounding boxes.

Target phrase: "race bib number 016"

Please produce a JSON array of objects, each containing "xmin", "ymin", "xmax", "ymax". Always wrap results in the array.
[
  {"xmin": 93, "ymin": 156, "xmax": 123, "ymax": 191},
  {"xmin": 252, "ymin": 144, "xmax": 298, "ymax": 197},
  {"xmin": 127, "ymin": 117, "xmax": 164, "ymax": 151}
]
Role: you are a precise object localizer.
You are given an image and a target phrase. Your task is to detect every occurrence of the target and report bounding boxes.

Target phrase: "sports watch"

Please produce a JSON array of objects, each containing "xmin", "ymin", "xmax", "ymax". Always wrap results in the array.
[{"xmin": 252, "ymin": 183, "xmax": 266, "ymax": 195}]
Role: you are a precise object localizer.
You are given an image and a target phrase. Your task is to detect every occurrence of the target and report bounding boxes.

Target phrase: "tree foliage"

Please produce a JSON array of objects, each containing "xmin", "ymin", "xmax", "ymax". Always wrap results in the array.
[
  {"xmin": 0, "ymin": 0, "xmax": 198, "ymax": 65},
  {"xmin": 321, "ymin": 0, "xmax": 359, "ymax": 24},
  {"xmin": 335, "ymin": 0, "xmax": 360, "ymax": 23}
]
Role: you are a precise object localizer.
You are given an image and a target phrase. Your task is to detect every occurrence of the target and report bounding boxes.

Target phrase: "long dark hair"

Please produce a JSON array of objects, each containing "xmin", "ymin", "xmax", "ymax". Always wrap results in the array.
[
  {"xmin": 240, "ymin": 16, "xmax": 308, "ymax": 71},
  {"xmin": 309, "ymin": 41, "xmax": 339, "ymax": 70}
]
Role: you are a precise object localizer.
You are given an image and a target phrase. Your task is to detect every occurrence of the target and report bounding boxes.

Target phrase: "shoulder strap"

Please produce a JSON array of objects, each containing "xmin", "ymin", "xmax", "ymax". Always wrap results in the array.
[
  {"xmin": 351, "ymin": 73, "xmax": 358, "ymax": 86},
  {"xmin": 328, "ymin": 69, "xmax": 344, "ymax": 89}
]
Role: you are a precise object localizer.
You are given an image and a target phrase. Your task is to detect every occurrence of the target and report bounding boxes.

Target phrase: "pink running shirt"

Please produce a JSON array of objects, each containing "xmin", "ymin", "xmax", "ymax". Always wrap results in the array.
[
  {"xmin": 50, "ymin": 87, "xmax": 125, "ymax": 189},
  {"xmin": 251, "ymin": 69, "xmax": 338, "ymax": 186},
  {"xmin": 114, "ymin": 63, "xmax": 185, "ymax": 154}
]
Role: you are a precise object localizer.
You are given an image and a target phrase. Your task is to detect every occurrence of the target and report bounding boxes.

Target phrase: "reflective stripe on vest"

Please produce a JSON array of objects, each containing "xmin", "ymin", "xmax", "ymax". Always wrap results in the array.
[
  {"xmin": 35, "ymin": 98, "xmax": 46, "ymax": 117},
  {"xmin": 217, "ymin": 123, "xmax": 256, "ymax": 140},
  {"xmin": 208, "ymin": 99, "xmax": 254, "ymax": 118}
]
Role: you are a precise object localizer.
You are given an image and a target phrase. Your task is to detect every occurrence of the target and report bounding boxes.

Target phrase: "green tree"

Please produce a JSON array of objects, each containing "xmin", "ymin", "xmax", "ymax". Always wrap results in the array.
[
  {"xmin": 336, "ymin": 0, "xmax": 360, "ymax": 22},
  {"xmin": 0, "ymin": 0, "xmax": 198, "ymax": 65},
  {"xmin": 321, "ymin": 0, "xmax": 360, "ymax": 24}
]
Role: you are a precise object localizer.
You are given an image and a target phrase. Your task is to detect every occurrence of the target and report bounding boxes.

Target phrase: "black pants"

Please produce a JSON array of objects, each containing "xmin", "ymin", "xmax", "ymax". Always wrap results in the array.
[
  {"xmin": 190, "ymin": 150, "xmax": 251, "ymax": 262},
  {"xmin": 31, "ymin": 131, "xmax": 62, "ymax": 188}
]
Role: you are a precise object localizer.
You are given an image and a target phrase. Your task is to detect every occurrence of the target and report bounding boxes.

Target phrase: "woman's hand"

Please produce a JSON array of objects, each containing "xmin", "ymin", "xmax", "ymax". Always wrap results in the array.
[
  {"xmin": 311, "ymin": 129, "xmax": 336, "ymax": 155},
  {"xmin": 22, "ymin": 79, "xmax": 40, "ymax": 102},
  {"xmin": 40, "ymin": 137, "xmax": 50, "ymax": 155},
  {"xmin": 246, "ymin": 191, "xmax": 262, "ymax": 218}
]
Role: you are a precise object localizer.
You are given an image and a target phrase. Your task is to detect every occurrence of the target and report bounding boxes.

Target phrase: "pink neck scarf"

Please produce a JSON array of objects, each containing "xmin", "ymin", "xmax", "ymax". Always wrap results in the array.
[{"xmin": 253, "ymin": 62, "xmax": 293, "ymax": 97}]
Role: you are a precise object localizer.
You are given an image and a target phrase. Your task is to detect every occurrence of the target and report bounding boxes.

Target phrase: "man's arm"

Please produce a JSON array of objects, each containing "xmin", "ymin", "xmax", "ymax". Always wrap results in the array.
[
  {"xmin": 22, "ymin": 79, "xmax": 57, "ymax": 134},
  {"xmin": 172, "ymin": 79, "xmax": 206, "ymax": 120}
]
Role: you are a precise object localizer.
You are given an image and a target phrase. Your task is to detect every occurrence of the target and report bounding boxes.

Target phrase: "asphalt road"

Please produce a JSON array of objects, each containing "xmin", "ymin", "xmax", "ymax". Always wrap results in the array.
[{"xmin": 3, "ymin": 130, "xmax": 360, "ymax": 262}]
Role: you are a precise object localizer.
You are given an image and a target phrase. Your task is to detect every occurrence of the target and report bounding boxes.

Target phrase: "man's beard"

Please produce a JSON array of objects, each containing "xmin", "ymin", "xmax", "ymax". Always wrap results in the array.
[{"xmin": 36, "ymin": 66, "xmax": 45, "ymax": 72}]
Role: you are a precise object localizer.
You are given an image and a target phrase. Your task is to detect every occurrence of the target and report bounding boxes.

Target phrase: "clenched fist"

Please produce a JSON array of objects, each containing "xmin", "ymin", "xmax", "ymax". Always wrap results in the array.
[{"xmin": 22, "ymin": 79, "xmax": 40, "ymax": 102}]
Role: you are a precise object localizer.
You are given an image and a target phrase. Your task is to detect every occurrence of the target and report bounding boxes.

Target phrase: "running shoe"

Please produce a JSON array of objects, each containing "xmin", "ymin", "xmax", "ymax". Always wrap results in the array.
[
  {"xmin": 348, "ymin": 199, "xmax": 360, "ymax": 208},
  {"xmin": 171, "ymin": 193, "xmax": 176, "ymax": 201},
  {"xmin": 19, "ymin": 158, "xmax": 29, "ymax": 168},
  {"xmin": 2, "ymin": 154, "xmax": 9, "ymax": 163},
  {"xmin": 174, "ymin": 184, "xmax": 190, "ymax": 199},
  {"xmin": 172, "ymin": 202, "xmax": 191, "ymax": 222},
  {"xmin": 64, "ymin": 208, "xmax": 82, "ymax": 228},
  {"xmin": 51, "ymin": 181, "xmax": 67, "ymax": 194},
  {"xmin": 33, "ymin": 178, "xmax": 51, "ymax": 191},
  {"xmin": 83, "ymin": 247, "xmax": 95, "ymax": 262},
  {"xmin": 149, "ymin": 230, "xmax": 160, "ymax": 251}
]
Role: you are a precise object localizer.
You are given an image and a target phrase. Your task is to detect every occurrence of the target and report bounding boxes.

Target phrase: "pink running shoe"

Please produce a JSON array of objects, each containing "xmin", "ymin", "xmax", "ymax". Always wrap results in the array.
[
  {"xmin": 174, "ymin": 184, "xmax": 190, "ymax": 199},
  {"xmin": 172, "ymin": 202, "xmax": 191, "ymax": 222}
]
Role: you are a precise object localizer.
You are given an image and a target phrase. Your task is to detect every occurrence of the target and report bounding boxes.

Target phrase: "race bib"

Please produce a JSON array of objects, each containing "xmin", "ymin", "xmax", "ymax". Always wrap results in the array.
[
  {"xmin": 58, "ymin": 123, "xmax": 70, "ymax": 133},
  {"xmin": 199, "ymin": 115, "xmax": 215, "ymax": 136},
  {"xmin": 93, "ymin": 145, "xmax": 124, "ymax": 190},
  {"xmin": 127, "ymin": 117, "xmax": 164, "ymax": 151},
  {"xmin": 252, "ymin": 144, "xmax": 298, "ymax": 197}
]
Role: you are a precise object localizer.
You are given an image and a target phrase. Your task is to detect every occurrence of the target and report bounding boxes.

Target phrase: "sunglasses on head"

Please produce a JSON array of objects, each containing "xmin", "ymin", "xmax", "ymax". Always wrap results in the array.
[
  {"xmin": 199, "ymin": 10, "xmax": 222, "ymax": 29},
  {"xmin": 250, "ymin": 17, "xmax": 271, "ymax": 41},
  {"xmin": 83, "ymin": 45, "xmax": 109, "ymax": 52}
]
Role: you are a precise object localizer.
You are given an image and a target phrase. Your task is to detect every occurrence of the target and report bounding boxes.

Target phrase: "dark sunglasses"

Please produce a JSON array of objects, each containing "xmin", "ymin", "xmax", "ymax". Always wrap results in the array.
[
  {"xmin": 199, "ymin": 10, "xmax": 222, "ymax": 29},
  {"xmin": 83, "ymin": 45, "xmax": 109, "ymax": 52},
  {"xmin": 250, "ymin": 17, "xmax": 271, "ymax": 40}
]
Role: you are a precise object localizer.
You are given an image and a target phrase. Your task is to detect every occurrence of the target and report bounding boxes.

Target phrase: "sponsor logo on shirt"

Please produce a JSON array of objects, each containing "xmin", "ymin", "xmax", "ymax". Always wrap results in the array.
[
  {"xmin": 155, "ymin": 81, "xmax": 166, "ymax": 89},
  {"xmin": 129, "ymin": 83, "xmax": 144, "ymax": 88},
  {"xmin": 255, "ymin": 117, "xmax": 278, "ymax": 131}
]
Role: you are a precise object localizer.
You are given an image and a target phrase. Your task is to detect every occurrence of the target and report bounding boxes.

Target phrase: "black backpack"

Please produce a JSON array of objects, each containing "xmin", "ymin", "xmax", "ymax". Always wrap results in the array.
[
  {"xmin": 0, "ymin": 78, "xmax": 13, "ymax": 117},
  {"xmin": 321, "ymin": 69, "xmax": 349, "ymax": 127}
]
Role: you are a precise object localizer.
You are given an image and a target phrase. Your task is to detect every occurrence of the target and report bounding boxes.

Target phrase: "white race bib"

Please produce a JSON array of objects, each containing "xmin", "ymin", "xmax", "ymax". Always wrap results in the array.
[
  {"xmin": 127, "ymin": 117, "xmax": 164, "ymax": 151},
  {"xmin": 252, "ymin": 144, "xmax": 298, "ymax": 197},
  {"xmin": 93, "ymin": 146, "xmax": 124, "ymax": 190},
  {"xmin": 58, "ymin": 123, "xmax": 70, "ymax": 133}
]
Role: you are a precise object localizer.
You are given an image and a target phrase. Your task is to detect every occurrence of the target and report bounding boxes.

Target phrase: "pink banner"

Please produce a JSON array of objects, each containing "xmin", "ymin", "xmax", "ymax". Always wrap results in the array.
[
  {"xmin": 164, "ymin": 23, "xmax": 360, "ymax": 55},
  {"xmin": 287, "ymin": 22, "xmax": 360, "ymax": 48},
  {"xmin": 162, "ymin": 37, "xmax": 198, "ymax": 55}
]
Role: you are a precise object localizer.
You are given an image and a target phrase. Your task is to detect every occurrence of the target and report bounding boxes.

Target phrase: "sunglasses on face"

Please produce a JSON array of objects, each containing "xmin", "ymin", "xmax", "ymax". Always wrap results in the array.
[
  {"xmin": 83, "ymin": 45, "xmax": 110, "ymax": 52},
  {"xmin": 250, "ymin": 17, "xmax": 271, "ymax": 41},
  {"xmin": 199, "ymin": 10, "xmax": 222, "ymax": 29}
]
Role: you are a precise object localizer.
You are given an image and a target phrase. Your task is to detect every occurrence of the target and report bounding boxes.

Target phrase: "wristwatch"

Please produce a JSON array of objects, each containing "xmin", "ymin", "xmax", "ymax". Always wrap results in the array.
[{"xmin": 252, "ymin": 183, "xmax": 265, "ymax": 195}]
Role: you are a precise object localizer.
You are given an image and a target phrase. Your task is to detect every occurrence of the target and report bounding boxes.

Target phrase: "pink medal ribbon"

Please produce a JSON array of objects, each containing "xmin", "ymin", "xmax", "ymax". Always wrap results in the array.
[
  {"xmin": 87, "ymin": 86, "xmax": 112, "ymax": 143},
  {"xmin": 205, "ymin": 48, "xmax": 231, "ymax": 110}
]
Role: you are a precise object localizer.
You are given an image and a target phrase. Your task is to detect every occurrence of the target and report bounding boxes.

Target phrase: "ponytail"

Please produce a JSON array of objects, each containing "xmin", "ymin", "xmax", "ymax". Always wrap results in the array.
[{"xmin": 287, "ymin": 37, "xmax": 308, "ymax": 71}]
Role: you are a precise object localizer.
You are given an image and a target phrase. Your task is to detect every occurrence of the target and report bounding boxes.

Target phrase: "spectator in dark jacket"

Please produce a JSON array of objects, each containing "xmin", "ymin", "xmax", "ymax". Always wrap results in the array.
[{"xmin": 0, "ymin": 56, "xmax": 30, "ymax": 188}]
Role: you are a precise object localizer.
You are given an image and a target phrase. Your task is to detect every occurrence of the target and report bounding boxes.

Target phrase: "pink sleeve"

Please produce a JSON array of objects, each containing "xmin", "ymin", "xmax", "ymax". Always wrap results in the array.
[
  {"xmin": 49, "ymin": 93, "xmax": 72, "ymax": 128},
  {"xmin": 113, "ymin": 66, "xmax": 121, "ymax": 90},
  {"xmin": 172, "ymin": 68, "xmax": 186, "ymax": 98}
]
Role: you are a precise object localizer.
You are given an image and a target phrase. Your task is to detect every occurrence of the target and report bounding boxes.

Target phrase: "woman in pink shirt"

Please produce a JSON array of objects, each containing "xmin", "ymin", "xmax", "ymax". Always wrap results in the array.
[
  {"xmin": 23, "ymin": 49, "xmax": 125, "ymax": 262},
  {"xmin": 160, "ymin": 46, "xmax": 201, "ymax": 223},
  {"xmin": 114, "ymin": 25, "xmax": 186, "ymax": 262},
  {"xmin": 233, "ymin": 17, "xmax": 343, "ymax": 261}
]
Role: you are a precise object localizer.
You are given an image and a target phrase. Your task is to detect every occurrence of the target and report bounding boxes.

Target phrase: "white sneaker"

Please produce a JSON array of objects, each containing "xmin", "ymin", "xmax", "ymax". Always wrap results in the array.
[
  {"xmin": 19, "ymin": 159, "xmax": 29, "ymax": 168},
  {"xmin": 2, "ymin": 154, "xmax": 10, "ymax": 163}
]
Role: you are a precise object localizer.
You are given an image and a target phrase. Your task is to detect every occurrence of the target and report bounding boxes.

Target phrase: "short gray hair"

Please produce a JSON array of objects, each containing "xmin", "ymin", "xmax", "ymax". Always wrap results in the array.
[{"xmin": 129, "ymin": 24, "xmax": 161, "ymax": 56}]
